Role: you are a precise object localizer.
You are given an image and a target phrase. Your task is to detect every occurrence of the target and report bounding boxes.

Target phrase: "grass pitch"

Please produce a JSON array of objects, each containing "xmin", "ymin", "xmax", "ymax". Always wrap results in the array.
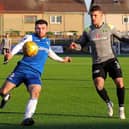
[{"xmin": 0, "ymin": 55, "xmax": 129, "ymax": 129}]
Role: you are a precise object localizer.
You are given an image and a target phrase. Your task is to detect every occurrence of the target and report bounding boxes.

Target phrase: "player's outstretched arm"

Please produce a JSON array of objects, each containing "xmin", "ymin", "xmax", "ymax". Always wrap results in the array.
[
  {"xmin": 69, "ymin": 42, "xmax": 81, "ymax": 51},
  {"xmin": 48, "ymin": 48, "xmax": 72, "ymax": 63}
]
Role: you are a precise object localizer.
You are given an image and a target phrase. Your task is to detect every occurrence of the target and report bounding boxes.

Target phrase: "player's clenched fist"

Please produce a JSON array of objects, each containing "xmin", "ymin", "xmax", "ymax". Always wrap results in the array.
[
  {"xmin": 70, "ymin": 42, "xmax": 81, "ymax": 51},
  {"xmin": 63, "ymin": 56, "xmax": 72, "ymax": 63}
]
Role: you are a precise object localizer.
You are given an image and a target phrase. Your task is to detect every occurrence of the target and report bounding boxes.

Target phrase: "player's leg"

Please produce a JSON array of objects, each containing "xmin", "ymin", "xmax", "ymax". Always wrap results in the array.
[
  {"xmin": 3, "ymin": 48, "xmax": 6, "ymax": 62},
  {"xmin": 114, "ymin": 77, "xmax": 125, "ymax": 119},
  {"xmin": 109, "ymin": 59, "xmax": 125, "ymax": 119},
  {"xmin": 3, "ymin": 49, "xmax": 9, "ymax": 64},
  {"xmin": 21, "ymin": 84, "xmax": 41, "ymax": 126},
  {"xmin": 25, "ymin": 85, "xmax": 41, "ymax": 119},
  {"xmin": 0, "ymin": 68, "xmax": 23, "ymax": 108},
  {"xmin": 94, "ymin": 77, "xmax": 113, "ymax": 117},
  {"xmin": 0, "ymin": 81, "xmax": 16, "ymax": 108},
  {"xmin": 94, "ymin": 77, "xmax": 110, "ymax": 102},
  {"xmin": 21, "ymin": 71, "xmax": 42, "ymax": 126},
  {"xmin": 92, "ymin": 64, "xmax": 113, "ymax": 117}
]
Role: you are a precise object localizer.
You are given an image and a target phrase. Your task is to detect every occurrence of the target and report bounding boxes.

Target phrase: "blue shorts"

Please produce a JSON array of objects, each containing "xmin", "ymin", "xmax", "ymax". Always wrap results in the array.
[{"xmin": 7, "ymin": 64, "xmax": 42, "ymax": 87}]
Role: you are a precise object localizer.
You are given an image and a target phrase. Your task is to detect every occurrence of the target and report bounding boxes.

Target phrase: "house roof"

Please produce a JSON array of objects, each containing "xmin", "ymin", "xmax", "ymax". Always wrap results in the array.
[
  {"xmin": 91, "ymin": 0, "xmax": 129, "ymax": 13},
  {"xmin": 42, "ymin": 0, "xmax": 87, "ymax": 12},
  {"xmin": 0, "ymin": 0, "xmax": 87, "ymax": 13}
]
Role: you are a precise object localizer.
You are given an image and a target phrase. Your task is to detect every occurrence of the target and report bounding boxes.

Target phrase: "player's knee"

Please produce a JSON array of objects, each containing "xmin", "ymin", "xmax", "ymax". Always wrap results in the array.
[
  {"xmin": 32, "ymin": 91, "xmax": 40, "ymax": 99},
  {"xmin": 29, "ymin": 87, "xmax": 41, "ymax": 99},
  {"xmin": 94, "ymin": 77, "xmax": 104, "ymax": 90},
  {"xmin": 116, "ymin": 82, "xmax": 124, "ymax": 88},
  {"xmin": 0, "ymin": 88, "xmax": 8, "ymax": 96},
  {"xmin": 95, "ymin": 85, "xmax": 104, "ymax": 90},
  {"xmin": 114, "ymin": 78, "xmax": 124, "ymax": 88},
  {"xmin": 94, "ymin": 82, "xmax": 104, "ymax": 90}
]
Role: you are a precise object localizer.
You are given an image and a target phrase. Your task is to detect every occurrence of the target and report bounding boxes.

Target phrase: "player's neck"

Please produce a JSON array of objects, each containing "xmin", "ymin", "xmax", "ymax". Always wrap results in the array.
[
  {"xmin": 35, "ymin": 33, "xmax": 46, "ymax": 39},
  {"xmin": 94, "ymin": 22, "xmax": 104, "ymax": 28}
]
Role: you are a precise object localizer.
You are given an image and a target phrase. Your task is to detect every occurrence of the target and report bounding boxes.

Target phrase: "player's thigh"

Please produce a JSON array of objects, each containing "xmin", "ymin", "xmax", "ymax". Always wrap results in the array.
[
  {"xmin": 7, "ymin": 71, "xmax": 24, "ymax": 87},
  {"xmin": 94, "ymin": 77, "xmax": 105, "ymax": 90},
  {"xmin": 92, "ymin": 64, "xmax": 106, "ymax": 80},
  {"xmin": 92, "ymin": 64, "xmax": 106, "ymax": 90},
  {"xmin": 0, "ymin": 80, "xmax": 16, "ymax": 94},
  {"xmin": 25, "ymin": 71, "xmax": 42, "ymax": 87},
  {"xmin": 25, "ymin": 72, "xmax": 42, "ymax": 99},
  {"xmin": 108, "ymin": 59, "xmax": 122, "ymax": 79}
]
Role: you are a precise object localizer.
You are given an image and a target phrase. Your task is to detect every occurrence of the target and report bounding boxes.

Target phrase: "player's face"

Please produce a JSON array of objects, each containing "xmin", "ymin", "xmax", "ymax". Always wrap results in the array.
[
  {"xmin": 35, "ymin": 24, "xmax": 48, "ymax": 38},
  {"xmin": 90, "ymin": 10, "xmax": 103, "ymax": 27}
]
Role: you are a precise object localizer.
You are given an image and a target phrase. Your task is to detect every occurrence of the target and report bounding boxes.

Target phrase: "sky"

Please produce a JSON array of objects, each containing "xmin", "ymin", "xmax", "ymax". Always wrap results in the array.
[
  {"xmin": 85, "ymin": 0, "xmax": 91, "ymax": 10},
  {"xmin": 84, "ymin": 0, "xmax": 92, "ymax": 26}
]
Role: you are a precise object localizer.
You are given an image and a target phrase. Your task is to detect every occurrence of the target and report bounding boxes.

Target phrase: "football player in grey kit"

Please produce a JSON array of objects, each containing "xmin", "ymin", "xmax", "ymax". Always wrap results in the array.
[{"xmin": 70, "ymin": 5, "xmax": 129, "ymax": 119}]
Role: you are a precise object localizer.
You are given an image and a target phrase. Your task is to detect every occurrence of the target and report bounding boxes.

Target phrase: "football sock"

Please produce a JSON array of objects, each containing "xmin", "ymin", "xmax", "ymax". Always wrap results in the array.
[
  {"xmin": 117, "ymin": 87, "xmax": 125, "ymax": 107},
  {"xmin": 24, "ymin": 98, "xmax": 38, "ymax": 119},
  {"xmin": 96, "ymin": 88, "xmax": 110, "ymax": 103},
  {"xmin": 0, "ymin": 93, "xmax": 4, "ymax": 97},
  {"xmin": 0, "ymin": 93, "xmax": 6, "ymax": 97}
]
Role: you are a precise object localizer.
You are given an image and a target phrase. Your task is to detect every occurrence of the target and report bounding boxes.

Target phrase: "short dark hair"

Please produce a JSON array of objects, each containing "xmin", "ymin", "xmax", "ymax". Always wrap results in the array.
[
  {"xmin": 90, "ymin": 5, "xmax": 103, "ymax": 13},
  {"xmin": 35, "ymin": 19, "xmax": 48, "ymax": 26}
]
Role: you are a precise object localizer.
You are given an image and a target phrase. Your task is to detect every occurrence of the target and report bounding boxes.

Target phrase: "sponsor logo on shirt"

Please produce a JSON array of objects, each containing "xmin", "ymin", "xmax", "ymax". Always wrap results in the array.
[
  {"xmin": 91, "ymin": 33, "xmax": 108, "ymax": 41},
  {"xmin": 39, "ymin": 47, "xmax": 49, "ymax": 53}
]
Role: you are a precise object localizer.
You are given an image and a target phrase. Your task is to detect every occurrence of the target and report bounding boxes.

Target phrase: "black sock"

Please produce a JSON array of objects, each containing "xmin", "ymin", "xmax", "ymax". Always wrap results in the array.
[
  {"xmin": 96, "ymin": 88, "xmax": 110, "ymax": 103},
  {"xmin": 117, "ymin": 87, "xmax": 125, "ymax": 107},
  {"xmin": 0, "ymin": 93, "xmax": 5, "ymax": 97}
]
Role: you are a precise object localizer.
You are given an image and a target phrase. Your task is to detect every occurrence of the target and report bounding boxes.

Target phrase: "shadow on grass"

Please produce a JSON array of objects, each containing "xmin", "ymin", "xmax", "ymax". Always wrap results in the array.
[
  {"xmin": 0, "ymin": 123, "xmax": 129, "ymax": 129},
  {"xmin": 0, "ymin": 112, "xmax": 129, "ymax": 129},
  {"xmin": 0, "ymin": 111, "xmax": 114, "ymax": 119}
]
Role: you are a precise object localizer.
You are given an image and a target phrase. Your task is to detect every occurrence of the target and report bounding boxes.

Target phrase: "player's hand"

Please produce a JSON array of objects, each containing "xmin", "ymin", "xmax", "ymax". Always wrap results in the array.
[
  {"xmin": 5, "ymin": 53, "xmax": 13, "ymax": 61},
  {"xmin": 63, "ymin": 56, "xmax": 72, "ymax": 63},
  {"xmin": 69, "ymin": 42, "xmax": 81, "ymax": 51},
  {"xmin": 69, "ymin": 42, "xmax": 77, "ymax": 49}
]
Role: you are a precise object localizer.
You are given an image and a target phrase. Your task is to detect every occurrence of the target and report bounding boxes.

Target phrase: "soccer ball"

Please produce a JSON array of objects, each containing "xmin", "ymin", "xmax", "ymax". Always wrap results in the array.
[{"xmin": 23, "ymin": 41, "xmax": 39, "ymax": 57}]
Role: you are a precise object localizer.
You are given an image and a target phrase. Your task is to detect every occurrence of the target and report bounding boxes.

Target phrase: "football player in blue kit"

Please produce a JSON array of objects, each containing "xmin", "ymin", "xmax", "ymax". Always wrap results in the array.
[{"xmin": 0, "ymin": 19, "xmax": 72, "ymax": 126}]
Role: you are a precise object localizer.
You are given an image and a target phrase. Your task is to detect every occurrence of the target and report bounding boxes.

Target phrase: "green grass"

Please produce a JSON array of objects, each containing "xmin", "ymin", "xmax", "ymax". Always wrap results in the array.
[{"xmin": 0, "ymin": 55, "xmax": 129, "ymax": 129}]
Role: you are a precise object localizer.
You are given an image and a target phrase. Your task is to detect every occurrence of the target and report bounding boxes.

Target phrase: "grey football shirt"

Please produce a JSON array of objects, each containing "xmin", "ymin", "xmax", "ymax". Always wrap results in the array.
[{"xmin": 77, "ymin": 23, "xmax": 126, "ymax": 64}]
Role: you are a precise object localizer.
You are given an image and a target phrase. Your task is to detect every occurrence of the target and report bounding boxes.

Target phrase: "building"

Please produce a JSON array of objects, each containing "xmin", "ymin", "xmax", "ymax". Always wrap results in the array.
[
  {"xmin": 90, "ymin": 0, "xmax": 129, "ymax": 34},
  {"xmin": 0, "ymin": 0, "xmax": 87, "ymax": 37}
]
